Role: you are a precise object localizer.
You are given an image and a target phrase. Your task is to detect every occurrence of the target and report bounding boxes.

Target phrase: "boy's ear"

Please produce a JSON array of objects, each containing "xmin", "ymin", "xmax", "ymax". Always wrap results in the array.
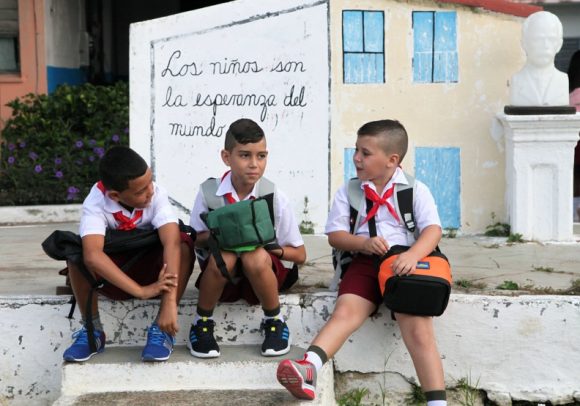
[
  {"xmin": 106, "ymin": 190, "xmax": 121, "ymax": 202},
  {"xmin": 221, "ymin": 149, "xmax": 230, "ymax": 166},
  {"xmin": 388, "ymin": 153, "xmax": 401, "ymax": 167}
]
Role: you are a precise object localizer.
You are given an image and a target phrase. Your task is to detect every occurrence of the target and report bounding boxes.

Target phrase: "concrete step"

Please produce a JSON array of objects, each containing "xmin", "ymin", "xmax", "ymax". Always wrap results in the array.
[{"xmin": 54, "ymin": 345, "xmax": 335, "ymax": 406}]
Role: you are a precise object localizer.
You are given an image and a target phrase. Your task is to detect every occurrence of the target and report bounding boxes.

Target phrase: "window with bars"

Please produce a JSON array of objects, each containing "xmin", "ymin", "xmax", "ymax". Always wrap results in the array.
[
  {"xmin": 412, "ymin": 11, "xmax": 457, "ymax": 83},
  {"xmin": 342, "ymin": 10, "xmax": 384, "ymax": 84},
  {"xmin": 0, "ymin": 0, "xmax": 19, "ymax": 74}
]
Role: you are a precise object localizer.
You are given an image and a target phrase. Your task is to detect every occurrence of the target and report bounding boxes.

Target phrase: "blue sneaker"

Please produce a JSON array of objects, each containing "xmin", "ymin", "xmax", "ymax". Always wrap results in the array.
[
  {"xmin": 141, "ymin": 323, "xmax": 175, "ymax": 362},
  {"xmin": 63, "ymin": 327, "xmax": 106, "ymax": 362}
]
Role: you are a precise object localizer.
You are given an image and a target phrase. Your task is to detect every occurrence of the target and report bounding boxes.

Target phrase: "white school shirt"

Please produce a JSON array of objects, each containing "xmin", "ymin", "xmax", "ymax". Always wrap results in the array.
[
  {"xmin": 325, "ymin": 167, "xmax": 441, "ymax": 247},
  {"xmin": 79, "ymin": 181, "xmax": 178, "ymax": 237},
  {"xmin": 189, "ymin": 172, "xmax": 304, "ymax": 248}
]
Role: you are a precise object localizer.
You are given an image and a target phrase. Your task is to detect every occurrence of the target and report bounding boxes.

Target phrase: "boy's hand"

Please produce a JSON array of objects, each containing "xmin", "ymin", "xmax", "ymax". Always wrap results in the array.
[
  {"xmin": 391, "ymin": 251, "xmax": 421, "ymax": 276},
  {"xmin": 139, "ymin": 264, "xmax": 177, "ymax": 300},
  {"xmin": 361, "ymin": 236, "xmax": 389, "ymax": 256},
  {"xmin": 157, "ymin": 302, "xmax": 179, "ymax": 336}
]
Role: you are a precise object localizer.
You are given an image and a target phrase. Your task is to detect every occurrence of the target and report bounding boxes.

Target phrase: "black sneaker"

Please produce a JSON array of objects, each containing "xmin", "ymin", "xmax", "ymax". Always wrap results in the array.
[
  {"xmin": 261, "ymin": 318, "xmax": 291, "ymax": 356},
  {"xmin": 189, "ymin": 318, "xmax": 220, "ymax": 358}
]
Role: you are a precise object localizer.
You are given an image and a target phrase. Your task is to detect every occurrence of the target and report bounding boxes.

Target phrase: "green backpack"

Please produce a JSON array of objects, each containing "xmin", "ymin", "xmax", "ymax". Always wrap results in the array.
[
  {"xmin": 201, "ymin": 197, "xmax": 276, "ymax": 252},
  {"xmin": 199, "ymin": 177, "xmax": 278, "ymax": 283}
]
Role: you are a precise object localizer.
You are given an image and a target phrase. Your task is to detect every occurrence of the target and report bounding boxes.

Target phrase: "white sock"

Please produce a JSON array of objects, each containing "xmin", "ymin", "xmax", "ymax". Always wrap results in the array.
[
  {"xmin": 427, "ymin": 401, "xmax": 447, "ymax": 406},
  {"xmin": 263, "ymin": 314, "xmax": 284, "ymax": 322},
  {"xmin": 305, "ymin": 351, "xmax": 323, "ymax": 371},
  {"xmin": 193, "ymin": 314, "xmax": 213, "ymax": 325}
]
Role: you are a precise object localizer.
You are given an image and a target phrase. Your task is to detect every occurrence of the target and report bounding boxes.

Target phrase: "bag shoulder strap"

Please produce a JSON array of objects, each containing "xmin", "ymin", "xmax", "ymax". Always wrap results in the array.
[
  {"xmin": 393, "ymin": 171, "xmax": 418, "ymax": 244},
  {"xmin": 201, "ymin": 178, "xmax": 224, "ymax": 210},
  {"xmin": 346, "ymin": 177, "xmax": 365, "ymax": 234}
]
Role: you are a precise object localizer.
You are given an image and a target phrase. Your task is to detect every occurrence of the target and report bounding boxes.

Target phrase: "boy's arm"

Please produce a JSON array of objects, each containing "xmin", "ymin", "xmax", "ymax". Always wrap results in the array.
[
  {"xmin": 272, "ymin": 244, "xmax": 306, "ymax": 265},
  {"xmin": 328, "ymin": 230, "xmax": 389, "ymax": 256},
  {"xmin": 156, "ymin": 222, "xmax": 182, "ymax": 335},
  {"xmin": 391, "ymin": 224, "xmax": 442, "ymax": 276},
  {"xmin": 82, "ymin": 235, "xmax": 178, "ymax": 299}
]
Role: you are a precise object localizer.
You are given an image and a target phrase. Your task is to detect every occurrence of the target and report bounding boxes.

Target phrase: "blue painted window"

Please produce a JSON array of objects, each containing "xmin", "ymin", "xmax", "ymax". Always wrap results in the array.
[
  {"xmin": 344, "ymin": 148, "xmax": 356, "ymax": 183},
  {"xmin": 412, "ymin": 11, "xmax": 458, "ymax": 83},
  {"xmin": 415, "ymin": 147, "xmax": 461, "ymax": 229},
  {"xmin": 342, "ymin": 10, "xmax": 384, "ymax": 84}
]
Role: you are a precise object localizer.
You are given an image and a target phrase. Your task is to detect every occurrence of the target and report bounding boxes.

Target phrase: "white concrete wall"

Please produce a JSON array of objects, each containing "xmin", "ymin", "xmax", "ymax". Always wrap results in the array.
[
  {"xmin": 1, "ymin": 293, "xmax": 579, "ymax": 405},
  {"xmin": 129, "ymin": 0, "xmax": 330, "ymax": 230}
]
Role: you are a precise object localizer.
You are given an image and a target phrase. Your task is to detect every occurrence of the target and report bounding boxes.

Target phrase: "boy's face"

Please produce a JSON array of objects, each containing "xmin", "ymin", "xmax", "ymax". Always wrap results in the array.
[
  {"xmin": 354, "ymin": 135, "xmax": 399, "ymax": 186},
  {"xmin": 108, "ymin": 168, "xmax": 154, "ymax": 209},
  {"xmin": 221, "ymin": 138, "xmax": 268, "ymax": 189}
]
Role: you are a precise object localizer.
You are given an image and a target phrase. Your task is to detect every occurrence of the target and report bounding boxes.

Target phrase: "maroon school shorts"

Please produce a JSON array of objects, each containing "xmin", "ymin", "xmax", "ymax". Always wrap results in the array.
[
  {"xmin": 98, "ymin": 232, "xmax": 195, "ymax": 300},
  {"xmin": 195, "ymin": 251, "xmax": 294, "ymax": 305},
  {"xmin": 338, "ymin": 254, "xmax": 382, "ymax": 306}
]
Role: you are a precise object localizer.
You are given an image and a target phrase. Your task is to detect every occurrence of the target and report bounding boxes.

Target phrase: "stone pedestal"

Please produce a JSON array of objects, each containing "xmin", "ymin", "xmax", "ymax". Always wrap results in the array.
[{"xmin": 498, "ymin": 113, "xmax": 580, "ymax": 241}]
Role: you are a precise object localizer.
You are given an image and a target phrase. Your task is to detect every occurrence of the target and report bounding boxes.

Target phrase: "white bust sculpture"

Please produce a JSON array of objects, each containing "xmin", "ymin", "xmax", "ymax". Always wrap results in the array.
[{"xmin": 509, "ymin": 11, "xmax": 569, "ymax": 106}]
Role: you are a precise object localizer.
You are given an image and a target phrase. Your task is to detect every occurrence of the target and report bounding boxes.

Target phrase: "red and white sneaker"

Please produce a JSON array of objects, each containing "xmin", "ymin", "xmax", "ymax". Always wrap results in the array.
[{"xmin": 276, "ymin": 358, "xmax": 317, "ymax": 400}]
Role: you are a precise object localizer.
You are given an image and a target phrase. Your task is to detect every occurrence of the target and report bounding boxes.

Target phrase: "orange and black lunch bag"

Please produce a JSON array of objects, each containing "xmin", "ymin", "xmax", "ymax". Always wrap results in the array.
[{"xmin": 378, "ymin": 245, "xmax": 452, "ymax": 317}]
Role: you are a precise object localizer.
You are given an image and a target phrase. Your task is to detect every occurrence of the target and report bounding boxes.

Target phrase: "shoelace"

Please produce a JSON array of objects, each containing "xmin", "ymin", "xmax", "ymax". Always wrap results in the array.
[
  {"xmin": 71, "ymin": 327, "xmax": 89, "ymax": 344},
  {"xmin": 148, "ymin": 325, "xmax": 168, "ymax": 346}
]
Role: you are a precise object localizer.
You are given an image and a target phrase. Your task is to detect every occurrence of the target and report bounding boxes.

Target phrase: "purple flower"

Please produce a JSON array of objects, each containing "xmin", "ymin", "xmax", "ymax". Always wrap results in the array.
[
  {"xmin": 75, "ymin": 140, "xmax": 84, "ymax": 149},
  {"xmin": 19, "ymin": 141, "xmax": 26, "ymax": 148},
  {"xmin": 8, "ymin": 143, "xmax": 15, "ymax": 151},
  {"xmin": 88, "ymin": 155, "xmax": 95, "ymax": 162},
  {"xmin": 8, "ymin": 156, "xmax": 15, "ymax": 165},
  {"xmin": 112, "ymin": 134, "xmax": 120, "ymax": 143},
  {"xmin": 66, "ymin": 186, "xmax": 80, "ymax": 201},
  {"xmin": 54, "ymin": 157, "xmax": 62, "ymax": 165},
  {"xmin": 34, "ymin": 164, "xmax": 42, "ymax": 173},
  {"xmin": 55, "ymin": 171, "xmax": 63, "ymax": 179},
  {"xmin": 88, "ymin": 139, "xmax": 96, "ymax": 146},
  {"xmin": 123, "ymin": 127, "xmax": 129, "ymax": 134},
  {"xmin": 93, "ymin": 147, "xmax": 105, "ymax": 158},
  {"xmin": 29, "ymin": 151, "xmax": 38, "ymax": 160}
]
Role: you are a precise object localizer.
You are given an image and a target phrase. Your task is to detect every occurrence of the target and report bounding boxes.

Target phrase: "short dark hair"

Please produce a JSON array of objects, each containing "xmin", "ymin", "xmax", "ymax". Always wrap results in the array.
[
  {"xmin": 224, "ymin": 118, "xmax": 265, "ymax": 151},
  {"xmin": 99, "ymin": 146, "xmax": 148, "ymax": 192},
  {"xmin": 357, "ymin": 119, "xmax": 408, "ymax": 162}
]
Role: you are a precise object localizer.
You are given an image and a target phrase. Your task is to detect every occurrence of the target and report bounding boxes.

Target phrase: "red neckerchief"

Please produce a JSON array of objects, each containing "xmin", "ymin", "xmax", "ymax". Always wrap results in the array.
[
  {"xmin": 97, "ymin": 180, "xmax": 143, "ymax": 230},
  {"xmin": 220, "ymin": 171, "xmax": 255, "ymax": 204},
  {"xmin": 360, "ymin": 183, "xmax": 399, "ymax": 226}
]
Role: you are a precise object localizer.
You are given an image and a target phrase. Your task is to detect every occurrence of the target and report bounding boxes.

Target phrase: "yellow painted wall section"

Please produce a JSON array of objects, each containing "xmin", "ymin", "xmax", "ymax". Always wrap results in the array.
[{"xmin": 330, "ymin": 0, "xmax": 526, "ymax": 233}]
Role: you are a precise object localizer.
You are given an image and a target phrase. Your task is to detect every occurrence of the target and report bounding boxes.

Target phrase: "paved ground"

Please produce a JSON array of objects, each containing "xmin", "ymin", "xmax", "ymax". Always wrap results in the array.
[{"xmin": 1, "ymin": 222, "xmax": 579, "ymax": 297}]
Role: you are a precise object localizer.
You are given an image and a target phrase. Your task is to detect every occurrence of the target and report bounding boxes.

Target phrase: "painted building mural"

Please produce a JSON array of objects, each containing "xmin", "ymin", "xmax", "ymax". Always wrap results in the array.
[{"xmin": 131, "ymin": 0, "xmax": 539, "ymax": 233}]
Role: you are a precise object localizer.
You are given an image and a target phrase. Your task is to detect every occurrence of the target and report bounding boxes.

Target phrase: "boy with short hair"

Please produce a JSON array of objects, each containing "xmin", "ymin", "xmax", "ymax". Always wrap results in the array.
[
  {"xmin": 63, "ymin": 146, "xmax": 195, "ymax": 362},
  {"xmin": 189, "ymin": 118, "xmax": 306, "ymax": 358},
  {"xmin": 277, "ymin": 120, "xmax": 447, "ymax": 405}
]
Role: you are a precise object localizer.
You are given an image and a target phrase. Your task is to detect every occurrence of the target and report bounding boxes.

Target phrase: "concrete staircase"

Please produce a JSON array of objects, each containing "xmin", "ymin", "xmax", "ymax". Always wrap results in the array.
[{"xmin": 53, "ymin": 345, "xmax": 335, "ymax": 405}]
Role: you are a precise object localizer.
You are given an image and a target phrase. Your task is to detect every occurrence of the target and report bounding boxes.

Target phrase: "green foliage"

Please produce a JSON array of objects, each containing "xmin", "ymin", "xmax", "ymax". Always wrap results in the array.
[
  {"xmin": 496, "ymin": 280, "xmax": 519, "ymax": 290},
  {"xmin": 0, "ymin": 82, "xmax": 129, "ymax": 205},
  {"xmin": 299, "ymin": 196, "xmax": 315, "ymax": 234},
  {"xmin": 532, "ymin": 266, "xmax": 555, "ymax": 273},
  {"xmin": 337, "ymin": 388, "xmax": 369, "ymax": 406},
  {"xmin": 507, "ymin": 233, "xmax": 524, "ymax": 243},
  {"xmin": 484, "ymin": 212, "xmax": 510, "ymax": 237},
  {"xmin": 455, "ymin": 375, "xmax": 481, "ymax": 406},
  {"xmin": 454, "ymin": 279, "xmax": 487, "ymax": 291},
  {"xmin": 443, "ymin": 227, "xmax": 458, "ymax": 238},
  {"xmin": 405, "ymin": 383, "xmax": 426, "ymax": 405}
]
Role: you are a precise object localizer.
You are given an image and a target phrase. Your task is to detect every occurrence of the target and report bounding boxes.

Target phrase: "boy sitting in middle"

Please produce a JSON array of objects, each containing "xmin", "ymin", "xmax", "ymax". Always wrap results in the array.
[{"xmin": 188, "ymin": 118, "xmax": 306, "ymax": 358}]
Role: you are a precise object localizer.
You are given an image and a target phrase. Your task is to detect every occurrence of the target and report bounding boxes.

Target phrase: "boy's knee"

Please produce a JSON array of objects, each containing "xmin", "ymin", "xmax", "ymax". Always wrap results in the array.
[{"xmin": 240, "ymin": 249, "xmax": 270, "ymax": 275}]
